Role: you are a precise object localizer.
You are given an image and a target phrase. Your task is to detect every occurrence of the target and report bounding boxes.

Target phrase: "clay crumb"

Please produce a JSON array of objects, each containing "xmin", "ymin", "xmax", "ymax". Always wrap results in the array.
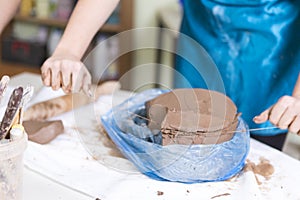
[
  {"xmin": 255, "ymin": 157, "xmax": 274, "ymax": 178},
  {"xmin": 157, "ymin": 191, "xmax": 164, "ymax": 196},
  {"xmin": 211, "ymin": 193, "xmax": 231, "ymax": 199},
  {"xmin": 244, "ymin": 157, "xmax": 274, "ymax": 179}
]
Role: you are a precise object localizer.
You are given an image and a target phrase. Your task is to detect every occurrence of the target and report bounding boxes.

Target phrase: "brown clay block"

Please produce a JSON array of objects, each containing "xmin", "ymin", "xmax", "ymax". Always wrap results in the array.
[
  {"xmin": 23, "ymin": 120, "xmax": 64, "ymax": 144},
  {"xmin": 146, "ymin": 89, "xmax": 239, "ymax": 145}
]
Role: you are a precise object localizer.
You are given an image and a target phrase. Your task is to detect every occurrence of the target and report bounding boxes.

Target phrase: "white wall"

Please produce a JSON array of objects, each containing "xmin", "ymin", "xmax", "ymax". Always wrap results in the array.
[{"xmin": 129, "ymin": 0, "xmax": 179, "ymax": 91}]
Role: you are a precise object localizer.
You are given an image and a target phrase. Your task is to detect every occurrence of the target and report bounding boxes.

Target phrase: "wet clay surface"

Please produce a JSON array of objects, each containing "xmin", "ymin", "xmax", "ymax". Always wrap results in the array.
[{"xmin": 146, "ymin": 89, "xmax": 239, "ymax": 145}]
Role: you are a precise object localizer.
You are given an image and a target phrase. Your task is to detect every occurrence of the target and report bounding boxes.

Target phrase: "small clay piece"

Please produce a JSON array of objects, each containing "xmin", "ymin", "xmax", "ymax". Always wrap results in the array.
[
  {"xmin": 211, "ymin": 193, "xmax": 231, "ymax": 199},
  {"xmin": 255, "ymin": 157, "xmax": 274, "ymax": 178},
  {"xmin": 23, "ymin": 120, "xmax": 64, "ymax": 144},
  {"xmin": 146, "ymin": 89, "xmax": 239, "ymax": 145},
  {"xmin": 243, "ymin": 158, "xmax": 274, "ymax": 185}
]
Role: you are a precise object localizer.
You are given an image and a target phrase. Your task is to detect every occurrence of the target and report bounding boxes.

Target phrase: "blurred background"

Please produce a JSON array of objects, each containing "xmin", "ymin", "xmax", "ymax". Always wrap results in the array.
[{"xmin": 0, "ymin": 0, "xmax": 180, "ymax": 90}]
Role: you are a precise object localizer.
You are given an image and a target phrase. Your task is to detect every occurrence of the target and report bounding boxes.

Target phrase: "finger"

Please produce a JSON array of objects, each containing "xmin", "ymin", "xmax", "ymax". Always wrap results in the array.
[
  {"xmin": 61, "ymin": 71, "xmax": 69, "ymax": 87},
  {"xmin": 269, "ymin": 96, "xmax": 293, "ymax": 125},
  {"xmin": 71, "ymin": 73, "xmax": 83, "ymax": 92},
  {"xmin": 61, "ymin": 71, "xmax": 72, "ymax": 93},
  {"xmin": 51, "ymin": 64, "xmax": 61, "ymax": 90},
  {"xmin": 71, "ymin": 65, "xmax": 83, "ymax": 93},
  {"xmin": 253, "ymin": 107, "xmax": 271, "ymax": 124},
  {"xmin": 289, "ymin": 115, "xmax": 300, "ymax": 134},
  {"xmin": 41, "ymin": 66, "xmax": 51, "ymax": 86},
  {"xmin": 292, "ymin": 73, "xmax": 300, "ymax": 97},
  {"xmin": 277, "ymin": 106, "xmax": 297, "ymax": 129},
  {"xmin": 82, "ymin": 73, "xmax": 92, "ymax": 97},
  {"xmin": 62, "ymin": 85, "xmax": 72, "ymax": 94},
  {"xmin": 61, "ymin": 60, "xmax": 75, "ymax": 93}
]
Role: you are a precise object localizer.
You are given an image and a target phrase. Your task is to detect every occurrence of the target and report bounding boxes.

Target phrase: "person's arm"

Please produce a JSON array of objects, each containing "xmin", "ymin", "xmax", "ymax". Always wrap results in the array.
[
  {"xmin": 0, "ymin": 0, "xmax": 21, "ymax": 34},
  {"xmin": 254, "ymin": 73, "xmax": 300, "ymax": 134},
  {"xmin": 41, "ymin": 0, "xmax": 120, "ymax": 93}
]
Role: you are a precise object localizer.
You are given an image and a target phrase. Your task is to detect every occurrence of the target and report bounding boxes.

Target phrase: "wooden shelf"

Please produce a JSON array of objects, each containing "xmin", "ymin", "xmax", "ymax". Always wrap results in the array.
[
  {"xmin": 0, "ymin": 61, "xmax": 40, "ymax": 77},
  {"xmin": 14, "ymin": 15, "xmax": 68, "ymax": 28},
  {"xmin": 13, "ymin": 15, "xmax": 121, "ymax": 33}
]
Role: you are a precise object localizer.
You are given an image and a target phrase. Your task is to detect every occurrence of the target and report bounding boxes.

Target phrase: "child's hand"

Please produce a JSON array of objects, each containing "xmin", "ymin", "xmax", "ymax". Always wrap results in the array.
[
  {"xmin": 41, "ymin": 55, "xmax": 91, "ymax": 95},
  {"xmin": 253, "ymin": 95, "xmax": 300, "ymax": 134}
]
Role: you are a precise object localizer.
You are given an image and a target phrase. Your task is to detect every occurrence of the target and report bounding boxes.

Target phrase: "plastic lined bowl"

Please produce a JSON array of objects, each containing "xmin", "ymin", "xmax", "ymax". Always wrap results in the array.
[
  {"xmin": 0, "ymin": 133, "xmax": 27, "ymax": 199},
  {"xmin": 101, "ymin": 89, "xmax": 250, "ymax": 183}
]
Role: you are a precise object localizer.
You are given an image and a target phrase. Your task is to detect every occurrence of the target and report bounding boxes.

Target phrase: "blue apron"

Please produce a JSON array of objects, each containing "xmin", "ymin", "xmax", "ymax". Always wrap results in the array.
[{"xmin": 175, "ymin": 0, "xmax": 300, "ymax": 135}]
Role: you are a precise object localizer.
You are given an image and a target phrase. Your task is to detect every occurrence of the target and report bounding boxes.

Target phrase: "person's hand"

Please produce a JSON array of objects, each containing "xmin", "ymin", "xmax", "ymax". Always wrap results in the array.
[
  {"xmin": 253, "ymin": 95, "xmax": 300, "ymax": 134},
  {"xmin": 41, "ymin": 55, "xmax": 91, "ymax": 94}
]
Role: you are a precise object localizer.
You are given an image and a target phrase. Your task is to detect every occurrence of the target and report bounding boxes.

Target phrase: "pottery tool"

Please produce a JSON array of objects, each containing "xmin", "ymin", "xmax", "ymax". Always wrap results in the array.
[
  {"xmin": 0, "ymin": 87, "xmax": 24, "ymax": 140},
  {"xmin": 18, "ymin": 85, "xmax": 34, "ymax": 124},
  {"xmin": 10, "ymin": 124, "xmax": 25, "ymax": 141},
  {"xmin": 233, "ymin": 126, "xmax": 278, "ymax": 134},
  {"xmin": 9, "ymin": 86, "xmax": 34, "ymax": 141},
  {"xmin": 248, "ymin": 126, "xmax": 278, "ymax": 132},
  {"xmin": 0, "ymin": 75, "xmax": 10, "ymax": 104}
]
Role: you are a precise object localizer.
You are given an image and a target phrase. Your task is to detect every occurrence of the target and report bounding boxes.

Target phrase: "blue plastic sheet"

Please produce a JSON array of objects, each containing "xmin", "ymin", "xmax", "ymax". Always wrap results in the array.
[{"xmin": 101, "ymin": 89, "xmax": 250, "ymax": 183}]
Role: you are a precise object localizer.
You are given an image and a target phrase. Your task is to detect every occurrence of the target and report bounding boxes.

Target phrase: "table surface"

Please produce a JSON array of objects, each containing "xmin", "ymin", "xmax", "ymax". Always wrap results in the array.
[
  {"xmin": 23, "ymin": 168, "xmax": 92, "ymax": 200},
  {"xmin": 7, "ymin": 72, "xmax": 300, "ymax": 200}
]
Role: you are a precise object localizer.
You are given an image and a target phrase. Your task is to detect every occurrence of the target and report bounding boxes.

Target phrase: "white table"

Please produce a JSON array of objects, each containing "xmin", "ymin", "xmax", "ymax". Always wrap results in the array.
[
  {"xmin": 23, "ymin": 168, "xmax": 92, "ymax": 200},
  {"xmin": 7, "ymin": 72, "xmax": 300, "ymax": 200}
]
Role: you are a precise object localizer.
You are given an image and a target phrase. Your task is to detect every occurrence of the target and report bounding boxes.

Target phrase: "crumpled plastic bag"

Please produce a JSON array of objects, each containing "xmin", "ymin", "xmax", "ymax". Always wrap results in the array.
[{"xmin": 101, "ymin": 89, "xmax": 250, "ymax": 183}]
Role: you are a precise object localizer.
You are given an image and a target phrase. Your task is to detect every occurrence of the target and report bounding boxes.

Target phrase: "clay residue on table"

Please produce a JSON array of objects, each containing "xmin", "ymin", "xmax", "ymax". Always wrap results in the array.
[
  {"xmin": 74, "ymin": 122, "xmax": 124, "ymax": 159},
  {"xmin": 96, "ymin": 123, "xmax": 124, "ymax": 158},
  {"xmin": 243, "ymin": 157, "xmax": 275, "ymax": 184},
  {"xmin": 210, "ymin": 193, "xmax": 231, "ymax": 199}
]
